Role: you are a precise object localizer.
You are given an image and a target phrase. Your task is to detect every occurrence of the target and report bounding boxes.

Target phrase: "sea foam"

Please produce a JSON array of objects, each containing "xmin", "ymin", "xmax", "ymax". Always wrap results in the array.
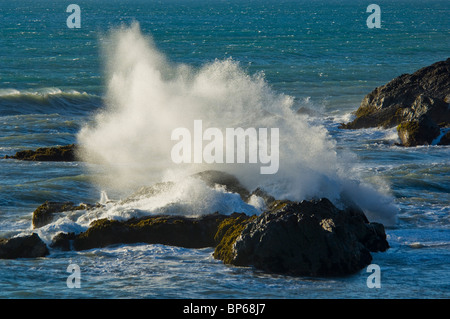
[{"xmin": 77, "ymin": 23, "xmax": 397, "ymax": 225}]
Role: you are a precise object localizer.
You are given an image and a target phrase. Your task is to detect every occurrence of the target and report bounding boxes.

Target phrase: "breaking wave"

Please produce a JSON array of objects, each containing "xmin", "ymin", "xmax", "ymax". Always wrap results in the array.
[{"xmin": 77, "ymin": 23, "xmax": 397, "ymax": 225}]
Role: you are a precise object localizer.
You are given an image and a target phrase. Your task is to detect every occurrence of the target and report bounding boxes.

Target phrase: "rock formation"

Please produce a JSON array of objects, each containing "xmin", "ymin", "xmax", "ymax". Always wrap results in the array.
[
  {"xmin": 340, "ymin": 58, "xmax": 450, "ymax": 146},
  {"xmin": 2, "ymin": 144, "xmax": 78, "ymax": 161},
  {"xmin": 0, "ymin": 233, "xmax": 49, "ymax": 259},
  {"xmin": 4, "ymin": 171, "xmax": 390, "ymax": 277},
  {"xmin": 32, "ymin": 201, "xmax": 92, "ymax": 228},
  {"xmin": 218, "ymin": 198, "xmax": 389, "ymax": 276}
]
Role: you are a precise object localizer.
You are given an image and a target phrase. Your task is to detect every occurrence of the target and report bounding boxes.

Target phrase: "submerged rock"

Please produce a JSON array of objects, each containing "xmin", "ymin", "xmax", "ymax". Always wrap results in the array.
[
  {"xmin": 222, "ymin": 198, "xmax": 389, "ymax": 276},
  {"xmin": 3, "ymin": 144, "xmax": 78, "ymax": 161},
  {"xmin": 0, "ymin": 233, "xmax": 49, "ymax": 259},
  {"xmin": 340, "ymin": 58, "xmax": 450, "ymax": 146}
]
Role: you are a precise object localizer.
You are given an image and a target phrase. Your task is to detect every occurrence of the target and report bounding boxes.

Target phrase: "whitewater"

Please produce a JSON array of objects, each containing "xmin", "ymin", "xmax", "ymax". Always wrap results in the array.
[{"xmin": 77, "ymin": 23, "xmax": 397, "ymax": 227}]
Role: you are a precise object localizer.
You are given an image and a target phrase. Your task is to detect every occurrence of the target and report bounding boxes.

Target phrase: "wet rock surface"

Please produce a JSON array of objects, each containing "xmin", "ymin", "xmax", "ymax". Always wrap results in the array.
[
  {"xmin": 32, "ymin": 201, "xmax": 92, "ymax": 229},
  {"xmin": 3, "ymin": 144, "xmax": 78, "ymax": 161},
  {"xmin": 69, "ymin": 213, "xmax": 252, "ymax": 251},
  {"xmin": 0, "ymin": 233, "xmax": 49, "ymax": 259},
  {"xmin": 341, "ymin": 58, "xmax": 450, "ymax": 146},
  {"xmin": 227, "ymin": 199, "xmax": 389, "ymax": 276}
]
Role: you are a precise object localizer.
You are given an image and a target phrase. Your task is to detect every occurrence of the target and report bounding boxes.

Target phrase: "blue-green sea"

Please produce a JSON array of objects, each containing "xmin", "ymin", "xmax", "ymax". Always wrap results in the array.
[{"xmin": 0, "ymin": 0, "xmax": 449, "ymax": 299}]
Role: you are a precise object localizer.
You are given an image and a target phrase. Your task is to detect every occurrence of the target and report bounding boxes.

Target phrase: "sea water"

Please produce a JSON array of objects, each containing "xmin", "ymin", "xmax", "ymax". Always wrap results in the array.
[{"xmin": 0, "ymin": 0, "xmax": 449, "ymax": 298}]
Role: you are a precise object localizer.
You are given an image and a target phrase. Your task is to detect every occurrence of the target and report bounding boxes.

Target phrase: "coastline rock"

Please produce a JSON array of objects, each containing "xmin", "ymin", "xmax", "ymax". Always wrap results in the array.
[
  {"xmin": 48, "ymin": 199, "xmax": 390, "ymax": 276},
  {"xmin": 3, "ymin": 144, "xmax": 78, "ymax": 161},
  {"xmin": 29, "ymin": 170, "xmax": 389, "ymax": 276},
  {"xmin": 340, "ymin": 58, "xmax": 450, "ymax": 146},
  {"xmin": 213, "ymin": 213, "xmax": 257, "ymax": 263},
  {"xmin": 50, "ymin": 232, "xmax": 77, "ymax": 251},
  {"xmin": 47, "ymin": 194, "xmax": 389, "ymax": 276},
  {"xmin": 58, "ymin": 213, "xmax": 255, "ymax": 251},
  {"xmin": 0, "ymin": 233, "xmax": 49, "ymax": 259},
  {"xmin": 397, "ymin": 115, "xmax": 440, "ymax": 147},
  {"xmin": 438, "ymin": 130, "xmax": 450, "ymax": 145},
  {"xmin": 32, "ymin": 201, "xmax": 92, "ymax": 228},
  {"xmin": 223, "ymin": 198, "xmax": 389, "ymax": 276}
]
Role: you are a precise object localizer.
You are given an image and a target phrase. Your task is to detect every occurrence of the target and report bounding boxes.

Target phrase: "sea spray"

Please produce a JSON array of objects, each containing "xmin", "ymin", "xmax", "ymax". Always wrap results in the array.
[{"xmin": 77, "ymin": 23, "xmax": 397, "ymax": 225}]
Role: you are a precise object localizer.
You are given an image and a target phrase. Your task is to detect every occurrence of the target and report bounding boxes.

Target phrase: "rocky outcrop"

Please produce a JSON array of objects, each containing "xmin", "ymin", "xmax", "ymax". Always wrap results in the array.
[
  {"xmin": 32, "ymin": 201, "xmax": 92, "ymax": 228},
  {"xmin": 20, "ymin": 170, "xmax": 390, "ymax": 276},
  {"xmin": 438, "ymin": 130, "xmax": 450, "ymax": 145},
  {"xmin": 0, "ymin": 233, "xmax": 49, "ymax": 259},
  {"xmin": 50, "ymin": 197, "xmax": 389, "ymax": 276},
  {"xmin": 51, "ymin": 213, "xmax": 255, "ymax": 251},
  {"xmin": 221, "ymin": 199, "xmax": 389, "ymax": 276},
  {"xmin": 340, "ymin": 58, "xmax": 450, "ymax": 146},
  {"xmin": 3, "ymin": 144, "xmax": 78, "ymax": 161},
  {"xmin": 397, "ymin": 115, "xmax": 440, "ymax": 147}
]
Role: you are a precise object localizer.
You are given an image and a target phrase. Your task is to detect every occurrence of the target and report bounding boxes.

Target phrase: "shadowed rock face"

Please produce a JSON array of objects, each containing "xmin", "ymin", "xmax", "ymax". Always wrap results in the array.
[
  {"xmin": 226, "ymin": 199, "xmax": 389, "ymax": 277},
  {"xmin": 340, "ymin": 58, "xmax": 450, "ymax": 146}
]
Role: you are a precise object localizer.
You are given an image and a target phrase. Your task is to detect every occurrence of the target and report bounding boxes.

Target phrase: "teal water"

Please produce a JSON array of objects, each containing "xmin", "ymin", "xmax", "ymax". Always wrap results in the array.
[{"xmin": 0, "ymin": 0, "xmax": 449, "ymax": 298}]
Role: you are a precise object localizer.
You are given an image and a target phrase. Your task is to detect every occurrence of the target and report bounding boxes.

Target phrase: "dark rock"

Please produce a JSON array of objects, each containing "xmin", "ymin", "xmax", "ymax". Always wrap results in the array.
[
  {"xmin": 3, "ymin": 144, "xmax": 78, "ymax": 161},
  {"xmin": 222, "ymin": 198, "xmax": 388, "ymax": 277},
  {"xmin": 437, "ymin": 129, "xmax": 450, "ymax": 145},
  {"xmin": 213, "ymin": 213, "xmax": 256, "ymax": 263},
  {"xmin": 43, "ymin": 171, "xmax": 390, "ymax": 277},
  {"xmin": 340, "ymin": 104, "xmax": 404, "ymax": 130},
  {"xmin": 0, "ymin": 233, "xmax": 49, "ymax": 259},
  {"xmin": 48, "ymin": 198, "xmax": 390, "ymax": 276},
  {"xmin": 69, "ymin": 213, "xmax": 253, "ymax": 251},
  {"xmin": 397, "ymin": 115, "xmax": 440, "ymax": 147},
  {"xmin": 50, "ymin": 232, "xmax": 77, "ymax": 251},
  {"xmin": 340, "ymin": 58, "xmax": 450, "ymax": 146},
  {"xmin": 32, "ymin": 201, "xmax": 91, "ymax": 229},
  {"xmin": 402, "ymin": 94, "xmax": 450, "ymax": 124}
]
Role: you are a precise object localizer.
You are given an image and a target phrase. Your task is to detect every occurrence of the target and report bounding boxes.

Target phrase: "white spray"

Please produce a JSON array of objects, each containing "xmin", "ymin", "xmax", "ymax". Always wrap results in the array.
[{"xmin": 77, "ymin": 23, "xmax": 397, "ymax": 225}]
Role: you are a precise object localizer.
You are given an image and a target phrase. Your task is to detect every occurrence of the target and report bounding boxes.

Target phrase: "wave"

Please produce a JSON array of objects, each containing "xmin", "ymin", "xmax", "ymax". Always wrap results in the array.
[
  {"xmin": 0, "ymin": 88, "xmax": 102, "ymax": 116},
  {"xmin": 407, "ymin": 241, "xmax": 450, "ymax": 249},
  {"xmin": 76, "ymin": 23, "xmax": 398, "ymax": 226}
]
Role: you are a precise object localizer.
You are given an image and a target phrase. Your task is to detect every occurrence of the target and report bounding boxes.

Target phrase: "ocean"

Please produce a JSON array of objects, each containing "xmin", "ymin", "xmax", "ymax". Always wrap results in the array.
[{"xmin": 0, "ymin": 0, "xmax": 449, "ymax": 299}]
